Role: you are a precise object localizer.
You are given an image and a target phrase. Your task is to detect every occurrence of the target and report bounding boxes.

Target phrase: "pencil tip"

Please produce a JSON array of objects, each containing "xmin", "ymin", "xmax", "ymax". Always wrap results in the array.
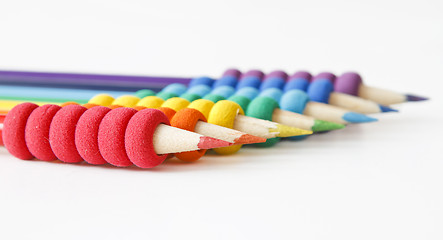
[
  {"xmin": 312, "ymin": 120, "xmax": 345, "ymax": 132},
  {"xmin": 274, "ymin": 124, "xmax": 313, "ymax": 137},
  {"xmin": 379, "ymin": 104, "xmax": 399, "ymax": 113},
  {"xmin": 197, "ymin": 136, "xmax": 232, "ymax": 149},
  {"xmin": 234, "ymin": 134, "xmax": 267, "ymax": 145},
  {"xmin": 406, "ymin": 94, "xmax": 429, "ymax": 102},
  {"xmin": 343, "ymin": 112, "xmax": 378, "ymax": 123}
]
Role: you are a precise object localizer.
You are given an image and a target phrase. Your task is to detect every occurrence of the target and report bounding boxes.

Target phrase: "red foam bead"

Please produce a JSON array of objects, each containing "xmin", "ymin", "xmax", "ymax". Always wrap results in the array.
[
  {"xmin": 49, "ymin": 105, "xmax": 87, "ymax": 163},
  {"xmin": 25, "ymin": 104, "xmax": 62, "ymax": 161},
  {"xmin": 75, "ymin": 106, "xmax": 111, "ymax": 165},
  {"xmin": 125, "ymin": 108, "xmax": 169, "ymax": 168},
  {"xmin": 2, "ymin": 102, "xmax": 39, "ymax": 160},
  {"xmin": 98, "ymin": 107, "xmax": 137, "ymax": 167}
]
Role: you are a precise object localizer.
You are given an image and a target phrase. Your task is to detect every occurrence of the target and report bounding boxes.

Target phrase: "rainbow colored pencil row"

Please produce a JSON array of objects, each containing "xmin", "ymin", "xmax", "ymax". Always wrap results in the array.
[{"xmin": 0, "ymin": 68, "xmax": 427, "ymax": 168}]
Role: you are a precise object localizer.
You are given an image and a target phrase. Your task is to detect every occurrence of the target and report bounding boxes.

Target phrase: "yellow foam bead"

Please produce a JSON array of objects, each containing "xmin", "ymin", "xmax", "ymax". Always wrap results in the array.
[
  {"xmin": 187, "ymin": 99, "xmax": 215, "ymax": 119},
  {"xmin": 207, "ymin": 100, "xmax": 244, "ymax": 155},
  {"xmin": 112, "ymin": 95, "xmax": 141, "ymax": 107},
  {"xmin": 88, "ymin": 94, "xmax": 115, "ymax": 107},
  {"xmin": 161, "ymin": 97, "xmax": 190, "ymax": 112},
  {"xmin": 136, "ymin": 96, "xmax": 165, "ymax": 108}
]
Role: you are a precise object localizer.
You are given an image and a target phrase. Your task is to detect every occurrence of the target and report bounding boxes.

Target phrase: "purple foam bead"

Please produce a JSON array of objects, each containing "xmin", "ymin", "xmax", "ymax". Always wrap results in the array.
[
  {"xmin": 264, "ymin": 70, "xmax": 288, "ymax": 81},
  {"xmin": 241, "ymin": 70, "xmax": 265, "ymax": 80},
  {"xmin": 222, "ymin": 68, "xmax": 242, "ymax": 78},
  {"xmin": 289, "ymin": 71, "xmax": 312, "ymax": 81},
  {"xmin": 334, "ymin": 72, "xmax": 363, "ymax": 96},
  {"xmin": 312, "ymin": 72, "xmax": 337, "ymax": 84}
]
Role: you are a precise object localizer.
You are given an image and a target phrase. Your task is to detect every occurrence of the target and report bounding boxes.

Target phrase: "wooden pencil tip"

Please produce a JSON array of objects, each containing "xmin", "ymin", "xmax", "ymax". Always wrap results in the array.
[
  {"xmin": 197, "ymin": 136, "xmax": 232, "ymax": 149},
  {"xmin": 234, "ymin": 134, "xmax": 267, "ymax": 145}
]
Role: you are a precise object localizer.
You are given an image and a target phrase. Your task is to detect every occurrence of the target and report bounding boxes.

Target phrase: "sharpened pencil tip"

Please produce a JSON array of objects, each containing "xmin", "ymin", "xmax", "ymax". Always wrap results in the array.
[
  {"xmin": 312, "ymin": 120, "xmax": 345, "ymax": 132},
  {"xmin": 406, "ymin": 94, "xmax": 429, "ymax": 102},
  {"xmin": 274, "ymin": 124, "xmax": 313, "ymax": 137},
  {"xmin": 379, "ymin": 104, "xmax": 398, "ymax": 113},
  {"xmin": 197, "ymin": 136, "xmax": 232, "ymax": 149},
  {"xmin": 343, "ymin": 112, "xmax": 378, "ymax": 123},
  {"xmin": 234, "ymin": 134, "xmax": 267, "ymax": 145}
]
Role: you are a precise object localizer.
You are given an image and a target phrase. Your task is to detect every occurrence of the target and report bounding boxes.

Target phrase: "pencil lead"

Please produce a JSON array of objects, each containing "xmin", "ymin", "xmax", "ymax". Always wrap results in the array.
[
  {"xmin": 197, "ymin": 136, "xmax": 232, "ymax": 149},
  {"xmin": 342, "ymin": 112, "xmax": 377, "ymax": 123},
  {"xmin": 379, "ymin": 105, "xmax": 398, "ymax": 113},
  {"xmin": 233, "ymin": 134, "xmax": 267, "ymax": 145},
  {"xmin": 312, "ymin": 120, "xmax": 345, "ymax": 132},
  {"xmin": 406, "ymin": 94, "xmax": 429, "ymax": 102},
  {"xmin": 273, "ymin": 124, "xmax": 313, "ymax": 138}
]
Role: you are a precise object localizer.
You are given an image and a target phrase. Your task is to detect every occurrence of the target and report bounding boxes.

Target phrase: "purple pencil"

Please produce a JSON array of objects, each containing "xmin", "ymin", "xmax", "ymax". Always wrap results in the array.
[{"xmin": 0, "ymin": 70, "xmax": 192, "ymax": 92}]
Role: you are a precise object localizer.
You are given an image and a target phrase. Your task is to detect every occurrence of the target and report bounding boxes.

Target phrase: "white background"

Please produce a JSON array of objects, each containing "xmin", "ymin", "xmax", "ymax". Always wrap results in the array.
[{"xmin": 0, "ymin": 0, "xmax": 442, "ymax": 239}]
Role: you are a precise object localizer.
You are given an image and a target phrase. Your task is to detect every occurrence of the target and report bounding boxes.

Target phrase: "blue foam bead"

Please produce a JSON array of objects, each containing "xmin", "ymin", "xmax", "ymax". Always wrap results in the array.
[
  {"xmin": 235, "ymin": 87, "xmax": 259, "ymax": 100},
  {"xmin": 161, "ymin": 83, "xmax": 187, "ymax": 96},
  {"xmin": 279, "ymin": 89, "xmax": 309, "ymax": 114},
  {"xmin": 210, "ymin": 86, "xmax": 236, "ymax": 99},
  {"xmin": 259, "ymin": 88, "xmax": 283, "ymax": 102},
  {"xmin": 213, "ymin": 76, "xmax": 238, "ymax": 88},
  {"xmin": 284, "ymin": 78, "xmax": 310, "ymax": 92},
  {"xmin": 186, "ymin": 84, "xmax": 212, "ymax": 97},
  {"xmin": 259, "ymin": 77, "xmax": 286, "ymax": 91},
  {"xmin": 236, "ymin": 76, "xmax": 262, "ymax": 89},
  {"xmin": 189, "ymin": 76, "xmax": 215, "ymax": 87},
  {"xmin": 307, "ymin": 79, "xmax": 333, "ymax": 104}
]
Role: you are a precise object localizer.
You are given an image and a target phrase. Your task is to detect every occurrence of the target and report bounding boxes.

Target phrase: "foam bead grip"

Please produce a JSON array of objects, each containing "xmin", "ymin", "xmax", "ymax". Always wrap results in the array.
[
  {"xmin": 186, "ymin": 85, "xmax": 212, "ymax": 97},
  {"xmin": 75, "ymin": 106, "xmax": 112, "ymax": 165},
  {"xmin": 49, "ymin": 105, "xmax": 88, "ymax": 163},
  {"xmin": 236, "ymin": 76, "xmax": 262, "ymax": 90},
  {"xmin": 246, "ymin": 97, "xmax": 280, "ymax": 147},
  {"xmin": 284, "ymin": 78, "xmax": 310, "ymax": 92},
  {"xmin": 259, "ymin": 88, "xmax": 283, "ymax": 102},
  {"xmin": 334, "ymin": 72, "xmax": 363, "ymax": 96},
  {"xmin": 134, "ymin": 89, "xmax": 156, "ymax": 98},
  {"xmin": 210, "ymin": 86, "xmax": 236, "ymax": 99},
  {"xmin": 307, "ymin": 79, "xmax": 334, "ymax": 104},
  {"xmin": 187, "ymin": 99, "xmax": 215, "ymax": 119},
  {"xmin": 180, "ymin": 93, "xmax": 202, "ymax": 102},
  {"xmin": 136, "ymin": 96, "xmax": 165, "ymax": 108},
  {"xmin": 125, "ymin": 109, "xmax": 169, "ymax": 168},
  {"xmin": 2, "ymin": 102, "xmax": 39, "ymax": 160},
  {"xmin": 89, "ymin": 94, "xmax": 115, "ymax": 107},
  {"xmin": 98, "ymin": 108, "xmax": 137, "ymax": 167},
  {"xmin": 25, "ymin": 104, "xmax": 61, "ymax": 161},
  {"xmin": 213, "ymin": 76, "xmax": 238, "ymax": 88},
  {"xmin": 189, "ymin": 77, "xmax": 215, "ymax": 88},
  {"xmin": 284, "ymin": 71, "xmax": 313, "ymax": 92},
  {"xmin": 112, "ymin": 95, "xmax": 140, "ymax": 107},
  {"xmin": 161, "ymin": 83, "xmax": 188, "ymax": 96},
  {"xmin": 207, "ymin": 100, "xmax": 244, "ymax": 155},
  {"xmin": 156, "ymin": 91, "xmax": 178, "ymax": 100},
  {"xmin": 171, "ymin": 108, "xmax": 208, "ymax": 162},
  {"xmin": 162, "ymin": 97, "xmax": 191, "ymax": 112},
  {"xmin": 311, "ymin": 72, "xmax": 336, "ymax": 84},
  {"xmin": 279, "ymin": 90, "xmax": 309, "ymax": 114},
  {"xmin": 157, "ymin": 107, "xmax": 177, "ymax": 121},
  {"xmin": 222, "ymin": 68, "xmax": 242, "ymax": 78},
  {"xmin": 264, "ymin": 70, "xmax": 288, "ymax": 81},
  {"xmin": 203, "ymin": 94, "xmax": 225, "ymax": 103},
  {"xmin": 235, "ymin": 87, "xmax": 259, "ymax": 100},
  {"xmin": 260, "ymin": 77, "xmax": 286, "ymax": 91},
  {"xmin": 227, "ymin": 95, "xmax": 251, "ymax": 112},
  {"xmin": 241, "ymin": 69, "xmax": 265, "ymax": 79}
]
